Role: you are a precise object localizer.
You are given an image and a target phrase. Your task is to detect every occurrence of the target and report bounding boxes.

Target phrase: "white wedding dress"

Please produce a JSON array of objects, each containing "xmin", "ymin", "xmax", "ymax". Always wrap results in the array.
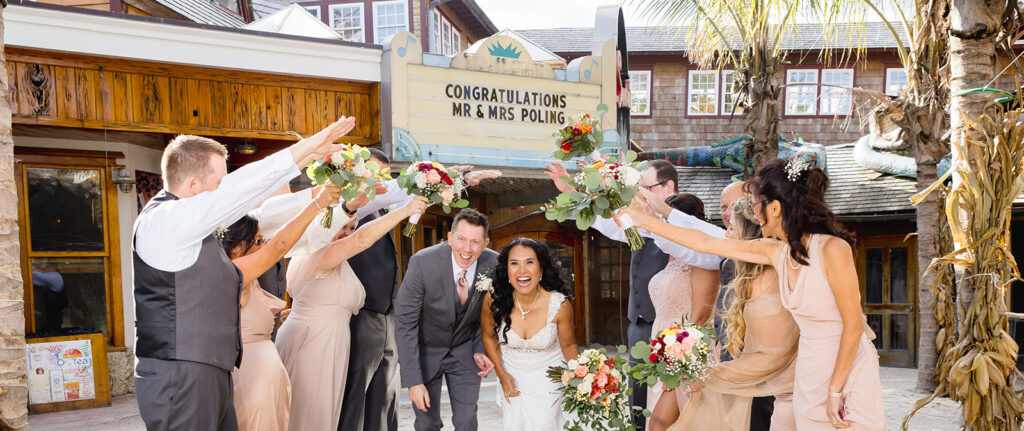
[{"xmin": 497, "ymin": 291, "xmax": 567, "ymax": 431}]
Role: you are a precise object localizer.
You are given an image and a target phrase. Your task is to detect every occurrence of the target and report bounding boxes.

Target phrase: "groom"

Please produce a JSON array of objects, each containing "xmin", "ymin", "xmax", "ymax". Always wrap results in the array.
[{"xmin": 395, "ymin": 208, "xmax": 498, "ymax": 431}]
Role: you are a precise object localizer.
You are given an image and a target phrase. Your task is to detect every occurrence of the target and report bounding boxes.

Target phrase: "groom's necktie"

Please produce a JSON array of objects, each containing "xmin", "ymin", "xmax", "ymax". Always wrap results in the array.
[{"xmin": 457, "ymin": 269, "xmax": 469, "ymax": 305}]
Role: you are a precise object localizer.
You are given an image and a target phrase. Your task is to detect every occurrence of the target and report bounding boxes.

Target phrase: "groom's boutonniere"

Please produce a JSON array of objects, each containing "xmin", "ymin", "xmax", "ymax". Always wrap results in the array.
[
  {"xmin": 213, "ymin": 224, "xmax": 228, "ymax": 241},
  {"xmin": 471, "ymin": 271, "xmax": 493, "ymax": 303}
]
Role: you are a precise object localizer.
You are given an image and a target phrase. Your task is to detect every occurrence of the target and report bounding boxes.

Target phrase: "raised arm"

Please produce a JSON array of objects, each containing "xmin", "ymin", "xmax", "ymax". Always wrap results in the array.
[
  {"xmin": 315, "ymin": 196, "xmax": 429, "ymax": 273},
  {"xmin": 821, "ymin": 236, "xmax": 865, "ymax": 428},
  {"xmin": 618, "ymin": 198, "xmax": 781, "ymax": 267},
  {"xmin": 256, "ymin": 188, "xmax": 354, "ymax": 257},
  {"xmin": 233, "ymin": 186, "xmax": 341, "ymax": 287}
]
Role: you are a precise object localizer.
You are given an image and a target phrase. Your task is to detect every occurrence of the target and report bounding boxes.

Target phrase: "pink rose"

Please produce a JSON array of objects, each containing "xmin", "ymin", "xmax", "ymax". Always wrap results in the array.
[
  {"xmin": 562, "ymin": 370, "xmax": 574, "ymax": 386},
  {"xmin": 595, "ymin": 372, "xmax": 609, "ymax": 387},
  {"xmin": 574, "ymin": 366, "xmax": 588, "ymax": 378},
  {"xmin": 440, "ymin": 188, "xmax": 455, "ymax": 204},
  {"xmin": 665, "ymin": 343, "xmax": 687, "ymax": 360},
  {"xmin": 425, "ymin": 170, "xmax": 442, "ymax": 184}
]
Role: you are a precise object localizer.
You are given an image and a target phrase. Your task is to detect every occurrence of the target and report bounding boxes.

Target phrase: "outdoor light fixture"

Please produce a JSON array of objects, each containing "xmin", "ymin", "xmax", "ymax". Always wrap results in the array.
[
  {"xmin": 111, "ymin": 167, "xmax": 136, "ymax": 193},
  {"xmin": 236, "ymin": 141, "xmax": 258, "ymax": 155}
]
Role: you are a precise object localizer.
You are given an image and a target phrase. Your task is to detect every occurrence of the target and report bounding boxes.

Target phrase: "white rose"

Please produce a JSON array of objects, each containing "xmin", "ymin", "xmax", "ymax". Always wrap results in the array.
[
  {"xmin": 611, "ymin": 369, "xmax": 621, "ymax": 380},
  {"xmin": 352, "ymin": 163, "xmax": 369, "ymax": 178},
  {"xmin": 664, "ymin": 335, "xmax": 677, "ymax": 346},
  {"xmin": 414, "ymin": 172, "xmax": 428, "ymax": 188},
  {"xmin": 578, "ymin": 355, "xmax": 590, "ymax": 365},
  {"xmin": 689, "ymin": 329, "xmax": 704, "ymax": 341},
  {"xmin": 583, "ymin": 374, "xmax": 594, "ymax": 386},
  {"xmin": 576, "ymin": 382, "xmax": 590, "ymax": 394},
  {"xmin": 621, "ymin": 167, "xmax": 641, "ymax": 187},
  {"xmin": 567, "ymin": 360, "xmax": 579, "ymax": 370}
]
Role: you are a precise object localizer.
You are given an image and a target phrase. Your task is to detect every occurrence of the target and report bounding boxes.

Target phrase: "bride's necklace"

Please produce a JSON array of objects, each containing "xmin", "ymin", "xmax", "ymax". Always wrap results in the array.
[{"xmin": 514, "ymin": 289, "xmax": 541, "ymax": 320}]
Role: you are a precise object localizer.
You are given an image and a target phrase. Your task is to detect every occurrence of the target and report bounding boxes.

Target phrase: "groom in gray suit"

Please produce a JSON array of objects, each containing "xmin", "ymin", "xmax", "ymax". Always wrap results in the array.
[{"xmin": 396, "ymin": 208, "xmax": 498, "ymax": 431}]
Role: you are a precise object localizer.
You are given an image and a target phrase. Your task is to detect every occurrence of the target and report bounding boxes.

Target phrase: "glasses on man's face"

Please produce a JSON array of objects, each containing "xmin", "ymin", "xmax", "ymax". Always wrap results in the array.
[{"xmin": 642, "ymin": 180, "xmax": 669, "ymax": 191}]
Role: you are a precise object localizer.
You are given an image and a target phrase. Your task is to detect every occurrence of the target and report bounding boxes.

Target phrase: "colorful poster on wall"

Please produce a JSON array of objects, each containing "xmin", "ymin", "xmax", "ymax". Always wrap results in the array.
[
  {"xmin": 26, "ymin": 339, "xmax": 96, "ymax": 404},
  {"xmin": 135, "ymin": 170, "xmax": 162, "ymax": 213}
]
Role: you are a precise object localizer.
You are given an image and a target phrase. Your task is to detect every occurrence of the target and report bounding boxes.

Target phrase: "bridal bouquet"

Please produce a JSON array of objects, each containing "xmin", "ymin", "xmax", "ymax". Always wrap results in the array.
[
  {"xmin": 395, "ymin": 161, "xmax": 469, "ymax": 237},
  {"xmin": 305, "ymin": 144, "xmax": 389, "ymax": 228},
  {"xmin": 546, "ymin": 348, "xmax": 635, "ymax": 431},
  {"xmin": 541, "ymin": 152, "xmax": 647, "ymax": 250},
  {"xmin": 628, "ymin": 319, "xmax": 717, "ymax": 393},
  {"xmin": 551, "ymin": 105, "xmax": 607, "ymax": 162}
]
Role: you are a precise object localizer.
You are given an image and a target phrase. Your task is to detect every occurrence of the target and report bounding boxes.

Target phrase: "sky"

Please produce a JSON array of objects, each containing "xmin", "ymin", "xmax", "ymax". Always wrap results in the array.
[{"xmin": 473, "ymin": 0, "xmax": 901, "ymax": 31}]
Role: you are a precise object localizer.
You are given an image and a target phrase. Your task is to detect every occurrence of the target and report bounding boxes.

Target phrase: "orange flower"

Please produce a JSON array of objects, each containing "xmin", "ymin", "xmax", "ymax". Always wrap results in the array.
[
  {"xmin": 574, "ymin": 365, "xmax": 589, "ymax": 378},
  {"xmin": 562, "ymin": 370, "xmax": 574, "ymax": 386},
  {"xmin": 593, "ymin": 161, "xmax": 606, "ymax": 170}
]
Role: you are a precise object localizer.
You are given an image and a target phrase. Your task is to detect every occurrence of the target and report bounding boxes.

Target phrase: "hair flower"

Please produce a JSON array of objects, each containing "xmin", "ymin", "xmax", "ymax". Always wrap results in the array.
[{"xmin": 785, "ymin": 158, "xmax": 810, "ymax": 182}]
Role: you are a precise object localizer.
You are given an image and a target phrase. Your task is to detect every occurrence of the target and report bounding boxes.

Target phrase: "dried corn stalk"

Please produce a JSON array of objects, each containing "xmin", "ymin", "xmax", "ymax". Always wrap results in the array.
[{"xmin": 906, "ymin": 92, "xmax": 1024, "ymax": 429}]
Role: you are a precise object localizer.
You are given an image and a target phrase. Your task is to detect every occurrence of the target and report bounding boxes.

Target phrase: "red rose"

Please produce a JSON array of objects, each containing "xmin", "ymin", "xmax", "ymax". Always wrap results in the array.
[
  {"xmin": 325, "ymin": 156, "xmax": 332, "ymax": 163},
  {"xmin": 572, "ymin": 128, "xmax": 582, "ymax": 136},
  {"xmin": 649, "ymin": 353, "xmax": 659, "ymax": 362},
  {"xmin": 561, "ymin": 142, "xmax": 573, "ymax": 152},
  {"xmin": 441, "ymin": 174, "xmax": 454, "ymax": 186}
]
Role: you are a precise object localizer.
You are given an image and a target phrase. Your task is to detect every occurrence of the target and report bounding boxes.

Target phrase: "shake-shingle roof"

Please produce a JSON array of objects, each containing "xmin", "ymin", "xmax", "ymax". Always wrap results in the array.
[
  {"xmin": 153, "ymin": 0, "xmax": 245, "ymax": 28},
  {"xmin": 517, "ymin": 22, "xmax": 908, "ymax": 54}
]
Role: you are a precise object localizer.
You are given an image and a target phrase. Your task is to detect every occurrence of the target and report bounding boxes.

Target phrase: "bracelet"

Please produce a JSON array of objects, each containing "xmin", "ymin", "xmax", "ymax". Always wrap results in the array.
[
  {"xmin": 341, "ymin": 203, "xmax": 356, "ymax": 216},
  {"xmin": 827, "ymin": 392, "xmax": 844, "ymax": 398},
  {"xmin": 314, "ymin": 200, "xmax": 324, "ymax": 211}
]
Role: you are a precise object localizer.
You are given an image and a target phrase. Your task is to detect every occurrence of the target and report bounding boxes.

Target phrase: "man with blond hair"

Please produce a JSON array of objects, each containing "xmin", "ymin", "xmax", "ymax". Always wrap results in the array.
[{"xmin": 132, "ymin": 117, "xmax": 356, "ymax": 431}]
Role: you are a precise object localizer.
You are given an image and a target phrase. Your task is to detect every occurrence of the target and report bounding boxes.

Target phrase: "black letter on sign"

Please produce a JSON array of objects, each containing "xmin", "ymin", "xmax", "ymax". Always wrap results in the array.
[{"xmin": 476, "ymin": 104, "xmax": 484, "ymax": 118}]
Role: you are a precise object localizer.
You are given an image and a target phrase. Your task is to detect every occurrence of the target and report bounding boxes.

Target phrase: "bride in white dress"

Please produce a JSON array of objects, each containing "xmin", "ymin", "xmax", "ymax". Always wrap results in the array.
[{"xmin": 481, "ymin": 237, "xmax": 580, "ymax": 430}]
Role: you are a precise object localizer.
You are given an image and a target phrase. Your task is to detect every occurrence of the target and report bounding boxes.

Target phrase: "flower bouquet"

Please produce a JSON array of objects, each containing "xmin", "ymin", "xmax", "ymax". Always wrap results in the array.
[
  {"xmin": 305, "ymin": 144, "xmax": 389, "ymax": 228},
  {"xmin": 552, "ymin": 105, "xmax": 607, "ymax": 162},
  {"xmin": 628, "ymin": 319, "xmax": 717, "ymax": 393},
  {"xmin": 546, "ymin": 347, "xmax": 636, "ymax": 431},
  {"xmin": 395, "ymin": 161, "xmax": 469, "ymax": 237},
  {"xmin": 542, "ymin": 152, "xmax": 647, "ymax": 250}
]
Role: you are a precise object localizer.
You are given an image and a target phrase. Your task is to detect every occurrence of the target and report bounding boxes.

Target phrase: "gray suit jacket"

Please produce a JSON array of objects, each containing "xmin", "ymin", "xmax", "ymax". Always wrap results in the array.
[{"xmin": 395, "ymin": 242, "xmax": 499, "ymax": 388}]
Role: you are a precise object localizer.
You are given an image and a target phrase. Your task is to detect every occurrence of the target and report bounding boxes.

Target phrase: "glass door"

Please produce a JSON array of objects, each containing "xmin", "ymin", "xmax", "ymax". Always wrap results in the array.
[{"xmin": 857, "ymin": 236, "xmax": 917, "ymax": 367}]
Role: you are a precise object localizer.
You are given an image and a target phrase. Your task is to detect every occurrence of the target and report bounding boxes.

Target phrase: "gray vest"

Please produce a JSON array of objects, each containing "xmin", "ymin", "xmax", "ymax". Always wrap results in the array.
[
  {"xmin": 133, "ymin": 191, "xmax": 243, "ymax": 371},
  {"xmin": 628, "ymin": 240, "xmax": 669, "ymax": 324},
  {"xmin": 348, "ymin": 211, "xmax": 399, "ymax": 314}
]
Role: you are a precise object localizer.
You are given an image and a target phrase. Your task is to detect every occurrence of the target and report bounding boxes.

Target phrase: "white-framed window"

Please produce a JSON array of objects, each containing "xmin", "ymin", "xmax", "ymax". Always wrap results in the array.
[
  {"xmin": 886, "ymin": 68, "xmax": 909, "ymax": 96},
  {"xmin": 452, "ymin": 29, "xmax": 461, "ymax": 53},
  {"xmin": 628, "ymin": 70, "xmax": 651, "ymax": 116},
  {"xmin": 441, "ymin": 19, "xmax": 452, "ymax": 55},
  {"xmin": 330, "ymin": 4, "xmax": 364, "ymax": 43},
  {"xmin": 688, "ymin": 70, "xmax": 719, "ymax": 116},
  {"xmin": 819, "ymin": 69, "xmax": 853, "ymax": 115},
  {"xmin": 721, "ymin": 70, "xmax": 744, "ymax": 115},
  {"xmin": 304, "ymin": 5, "xmax": 321, "ymax": 20},
  {"xmin": 785, "ymin": 69, "xmax": 819, "ymax": 116},
  {"xmin": 372, "ymin": 0, "xmax": 408, "ymax": 45},
  {"xmin": 430, "ymin": 9, "xmax": 442, "ymax": 54}
]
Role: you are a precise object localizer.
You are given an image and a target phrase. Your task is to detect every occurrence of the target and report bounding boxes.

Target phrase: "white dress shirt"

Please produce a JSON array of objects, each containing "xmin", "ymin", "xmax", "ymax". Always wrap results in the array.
[
  {"xmin": 590, "ymin": 213, "xmax": 725, "ymax": 270},
  {"xmin": 255, "ymin": 178, "xmax": 413, "ymax": 257},
  {"xmin": 452, "ymin": 253, "xmax": 479, "ymax": 288},
  {"xmin": 134, "ymin": 149, "xmax": 299, "ymax": 272}
]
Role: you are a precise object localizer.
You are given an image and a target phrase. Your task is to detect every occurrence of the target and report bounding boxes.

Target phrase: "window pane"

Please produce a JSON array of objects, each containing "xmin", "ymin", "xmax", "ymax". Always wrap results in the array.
[
  {"xmin": 629, "ymin": 71, "xmax": 651, "ymax": 116},
  {"xmin": 304, "ymin": 6, "xmax": 320, "ymax": 19},
  {"xmin": 441, "ymin": 20, "xmax": 451, "ymax": 55},
  {"xmin": 865, "ymin": 248, "xmax": 883, "ymax": 304},
  {"xmin": 688, "ymin": 71, "xmax": 718, "ymax": 115},
  {"xmin": 30, "ymin": 257, "xmax": 107, "ymax": 337},
  {"xmin": 722, "ymin": 71, "xmax": 743, "ymax": 114},
  {"xmin": 886, "ymin": 68, "xmax": 908, "ymax": 96},
  {"xmin": 452, "ymin": 30, "xmax": 461, "ymax": 52},
  {"xmin": 374, "ymin": 1, "xmax": 407, "ymax": 44},
  {"xmin": 820, "ymin": 69, "xmax": 853, "ymax": 115},
  {"xmin": 866, "ymin": 313, "xmax": 883, "ymax": 350},
  {"xmin": 890, "ymin": 247, "xmax": 909, "ymax": 304},
  {"xmin": 431, "ymin": 11, "xmax": 441, "ymax": 53},
  {"xmin": 785, "ymin": 70, "xmax": 817, "ymax": 115},
  {"xmin": 890, "ymin": 313, "xmax": 909, "ymax": 351},
  {"xmin": 27, "ymin": 167, "xmax": 104, "ymax": 252}
]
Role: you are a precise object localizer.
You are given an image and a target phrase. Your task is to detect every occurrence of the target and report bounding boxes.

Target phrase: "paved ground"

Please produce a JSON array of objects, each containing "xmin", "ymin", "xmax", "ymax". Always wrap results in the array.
[{"xmin": 29, "ymin": 367, "xmax": 963, "ymax": 430}]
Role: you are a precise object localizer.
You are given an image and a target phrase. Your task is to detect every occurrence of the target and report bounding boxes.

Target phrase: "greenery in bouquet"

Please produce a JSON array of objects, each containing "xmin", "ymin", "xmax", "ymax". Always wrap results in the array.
[
  {"xmin": 305, "ymin": 144, "xmax": 389, "ymax": 228},
  {"xmin": 546, "ymin": 347, "xmax": 636, "ymax": 431},
  {"xmin": 541, "ymin": 151, "xmax": 648, "ymax": 250},
  {"xmin": 628, "ymin": 319, "xmax": 717, "ymax": 396},
  {"xmin": 551, "ymin": 104, "xmax": 607, "ymax": 161},
  {"xmin": 395, "ymin": 161, "xmax": 469, "ymax": 237}
]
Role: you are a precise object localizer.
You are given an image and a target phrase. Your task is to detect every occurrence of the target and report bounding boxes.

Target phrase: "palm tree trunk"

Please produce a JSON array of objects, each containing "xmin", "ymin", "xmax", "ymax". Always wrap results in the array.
[
  {"xmin": 0, "ymin": 7, "xmax": 29, "ymax": 430},
  {"xmin": 914, "ymin": 162, "xmax": 941, "ymax": 390},
  {"xmin": 948, "ymin": 0, "xmax": 999, "ymax": 336}
]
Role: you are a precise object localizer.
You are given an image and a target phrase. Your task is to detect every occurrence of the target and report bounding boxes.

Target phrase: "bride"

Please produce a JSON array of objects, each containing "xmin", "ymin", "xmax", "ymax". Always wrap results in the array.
[{"xmin": 481, "ymin": 237, "xmax": 580, "ymax": 430}]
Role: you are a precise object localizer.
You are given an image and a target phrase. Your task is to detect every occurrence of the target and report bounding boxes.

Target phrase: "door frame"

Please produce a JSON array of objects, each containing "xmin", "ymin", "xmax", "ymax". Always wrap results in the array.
[{"xmin": 855, "ymin": 234, "xmax": 918, "ymax": 367}]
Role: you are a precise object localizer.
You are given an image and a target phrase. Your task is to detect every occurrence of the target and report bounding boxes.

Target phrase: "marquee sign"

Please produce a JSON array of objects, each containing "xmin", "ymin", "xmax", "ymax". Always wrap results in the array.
[{"xmin": 381, "ymin": 9, "xmax": 627, "ymax": 169}]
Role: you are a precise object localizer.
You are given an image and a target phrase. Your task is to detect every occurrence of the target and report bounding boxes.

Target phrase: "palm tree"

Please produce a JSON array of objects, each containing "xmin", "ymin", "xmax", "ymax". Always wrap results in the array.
[
  {"xmin": 632, "ymin": 0, "xmax": 806, "ymax": 175},
  {"xmin": 0, "ymin": 4, "xmax": 30, "ymax": 429}
]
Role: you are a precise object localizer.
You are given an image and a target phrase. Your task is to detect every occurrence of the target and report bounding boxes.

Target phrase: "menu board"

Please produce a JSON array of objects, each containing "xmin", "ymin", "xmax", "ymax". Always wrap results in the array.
[{"xmin": 26, "ymin": 339, "xmax": 96, "ymax": 404}]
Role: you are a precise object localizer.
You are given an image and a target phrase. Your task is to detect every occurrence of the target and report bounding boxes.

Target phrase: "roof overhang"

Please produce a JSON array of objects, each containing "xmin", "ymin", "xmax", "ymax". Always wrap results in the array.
[
  {"xmin": 432, "ymin": 0, "xmax": 498, "ymax": 36},
  {"xmin": 5, "ymin": 2, "xmax": 382, "ymax": 83}
]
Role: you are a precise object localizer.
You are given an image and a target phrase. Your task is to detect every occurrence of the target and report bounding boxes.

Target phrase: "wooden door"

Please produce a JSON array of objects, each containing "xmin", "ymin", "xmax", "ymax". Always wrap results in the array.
[{"xmin": 857, "ymin": 235, "xmax": 918, "ymax": 367}]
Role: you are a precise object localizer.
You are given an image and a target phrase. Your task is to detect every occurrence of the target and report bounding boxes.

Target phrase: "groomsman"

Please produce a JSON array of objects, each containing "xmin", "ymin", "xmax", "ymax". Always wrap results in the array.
[
  {"xmin": 132, "ymin": 118, "xmax": 355, "ymax": 430},
  {"xmin": 546, "ymin": 159, "xmax": 723, "ymax": 431},
  {"xmin": 649, "ymin": 180, "xmax": 776, "ymax": 431}
]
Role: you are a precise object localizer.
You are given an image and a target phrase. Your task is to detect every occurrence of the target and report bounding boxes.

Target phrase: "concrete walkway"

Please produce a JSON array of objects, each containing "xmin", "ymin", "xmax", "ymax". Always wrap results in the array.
[{"xmin": 28, "ymin": 367, "xmax": 962, "ymax": 430}]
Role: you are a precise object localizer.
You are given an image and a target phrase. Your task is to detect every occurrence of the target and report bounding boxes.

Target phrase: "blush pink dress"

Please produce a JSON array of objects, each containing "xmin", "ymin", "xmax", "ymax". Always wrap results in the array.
[
  {"xmin": 777, "ymin": 234, "xmax": 886, "ymax": 430},
  {"xmin": 646, "ymin": 259, "xmax": 694, "ymax": 417},
  {"xmin": 232, "ymin": 281, "xmax": 290, "ymax": 431}
]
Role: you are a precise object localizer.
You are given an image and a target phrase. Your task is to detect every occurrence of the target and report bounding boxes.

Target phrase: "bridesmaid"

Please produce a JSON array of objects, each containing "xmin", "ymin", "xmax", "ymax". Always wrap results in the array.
[
  {"xmin": 646, "ymin": 193, "xmax": 720, "ymax": 431},
  {"xmin": 275, "ymin": 196, "xmax": 428, "ymax": 431},
  {"xmin": 221, "ymin": 185, "xmax": 342, "ymax": 431},
  {"xmin": 620, "ymin": 159, "xmax": 885, "ymax": 430},
  {"xmin": 669, "ymin": 197, "xmax": 798, "ymax": 431}
]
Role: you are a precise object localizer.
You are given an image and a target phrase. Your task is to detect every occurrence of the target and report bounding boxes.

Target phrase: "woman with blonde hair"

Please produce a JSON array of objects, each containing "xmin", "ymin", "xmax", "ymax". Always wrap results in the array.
[{"xmin": 667, "ymin": 197, "xmax": 798, "ymax": 431}]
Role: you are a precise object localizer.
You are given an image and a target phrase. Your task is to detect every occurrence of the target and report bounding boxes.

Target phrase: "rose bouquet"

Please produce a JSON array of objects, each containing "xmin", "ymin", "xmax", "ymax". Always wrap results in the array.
[
  {"xmin": 395, "ymin": 161, "xmax": 469, "ymax": 237},
  {"xmin": 542, "ymin": 152, "xmax": 647, "ymax": 250},
  {"xmin": 546, "ymin": 347, "xmax": 636, "ymax": 431},
  {"xmin": 628, "ymin": 319, "xmax": 717, "ymax": 393},
  {"xmin": 552, "ymin": 105, "xmax": 607, "ymax": 162},
  {"xmin": 305, "ymin": 144, "xmax": 389, "ymax": 228}
]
